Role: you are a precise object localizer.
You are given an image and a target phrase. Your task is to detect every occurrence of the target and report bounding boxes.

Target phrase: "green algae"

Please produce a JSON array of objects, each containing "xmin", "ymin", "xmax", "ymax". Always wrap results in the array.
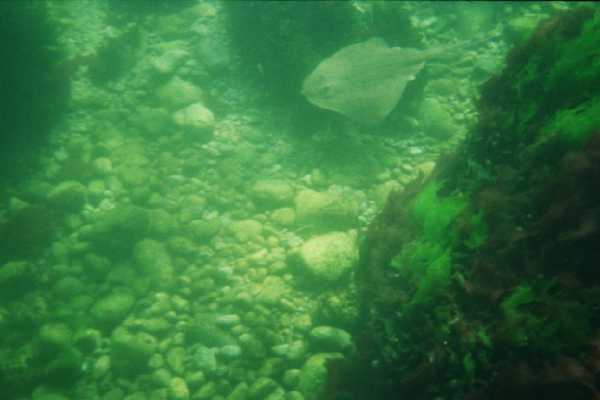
[
  {"xmin": 542, "ymin": 97, "xmax": 600, "ymax": 145},
  {"xmin": 546, "ymin": 11, "xmax": 600, "ymax": 99},
  {"xmin": 464, "ymin": 211, "xmax": 488, "ymax": 249},
  {"xmin": 411, "ymin": 181, "xmax": 466, "ymax": 243}
]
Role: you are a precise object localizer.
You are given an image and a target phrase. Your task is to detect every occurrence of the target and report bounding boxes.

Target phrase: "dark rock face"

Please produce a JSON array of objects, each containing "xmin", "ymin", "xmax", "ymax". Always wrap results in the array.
[
  {"xmin": 328, "ymin": 9, "xmax": 600, "ymax": 400},
  {"xmin": 0, "ymin": 2, "xmax": 70, "ymax": 181},
  {"xmin": 0, "ymin": 205, "xmax": 60, "ymax": 264}
]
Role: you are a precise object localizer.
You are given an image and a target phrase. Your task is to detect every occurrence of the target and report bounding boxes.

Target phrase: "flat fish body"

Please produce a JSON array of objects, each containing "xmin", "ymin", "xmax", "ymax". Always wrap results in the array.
[{"xmin": 301, "ymin": 38, "xmax": 444, "ymax": 124}]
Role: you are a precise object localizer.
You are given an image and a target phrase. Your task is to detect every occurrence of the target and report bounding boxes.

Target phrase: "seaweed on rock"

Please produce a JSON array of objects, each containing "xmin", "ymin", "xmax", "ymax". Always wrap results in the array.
[{"xmin": 329, "ymin": 8, "xmax": 600, "ymax": 400}]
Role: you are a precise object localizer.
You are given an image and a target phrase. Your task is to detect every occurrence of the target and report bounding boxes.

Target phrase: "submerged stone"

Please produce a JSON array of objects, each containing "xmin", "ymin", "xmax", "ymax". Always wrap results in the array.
[
  {"xmin": 290, "ymin": 231, "xmax": 358, "ymax": 284},
  {"xmin": 90, "ymin": 291, "xmax": 136, "ymax": 330}
]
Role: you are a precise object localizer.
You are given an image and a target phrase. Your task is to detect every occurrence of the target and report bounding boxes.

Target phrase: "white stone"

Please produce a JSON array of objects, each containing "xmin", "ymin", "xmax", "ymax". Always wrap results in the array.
[
  {"xmin": 290, "ymin": 231, "xmax": 358, "ymax": 283},
  {"xmin": 157, "ymin": 76, "xmax": 204, "ymax": 109},
  {"xmin": 151, "ymin": 49, "xmax": 189, "ymax": 75},
  {"xmin": 173, "ymin": 103, "xmax": 215, "ymax": 139},
  {"xmin": 250, "ymin": 179, "xmax": 295, "ymax": 209},
  {"xmin": 294, "ymin": 189, "xmax": 359, "ymax": 232},
  {"xmin": 168, "ymin": 377, "xmax": 189, "ymax": 400},
  {"xmin": 93, "ymin": 157, "xmax": 112, "ymax": 175}
]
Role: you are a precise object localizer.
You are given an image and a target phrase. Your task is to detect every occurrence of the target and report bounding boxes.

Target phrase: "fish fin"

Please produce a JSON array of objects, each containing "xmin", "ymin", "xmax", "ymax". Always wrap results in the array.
[{"xmin": 330, "ymin": 37, "xmax": 390, "ymax": 63}]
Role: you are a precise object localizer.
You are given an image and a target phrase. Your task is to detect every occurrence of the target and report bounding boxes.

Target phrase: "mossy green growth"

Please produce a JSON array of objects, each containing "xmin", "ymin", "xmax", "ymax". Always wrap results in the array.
[
  {"xmin": 390, "ymin": 241, "xmax": 451, "ymax": 305},
  {"xmin": 389, "ymin": 180, "xmax": 465, "ymax": 307},
  {"xmin": 538, "ymin": 10, "xmax": 600, "ymax": 145},
  {"xmin": 546, "ymin": 10, "xmax": 600, "ymax": 99},
  {"xmin": 542, "ymin": 97, "xmax": 600, "ymax": 145},
  {"xmin": 411, "ymin": 181, "xmax": 466, "ymax": 243},
  {"xmin": 462, "ymin": 352, "xmax": 476, "ymax": 385},
  {"xmin": 500, "ymin": 283, "xmax": 591, "ymax": 352},
  {"xmin": 465, "ymin": 211, "xmax": 488, "ymax": 249},
  {"xmin": 390, "ymin": 241, "xmax": 444, "ymax": 275},
  {"xmin": 411, "ymin": 248, "xmax": 451, "ymax": 305},
  {"xmin": 477, "ymin": 328, "xmax": 493, "ymax": 349},
  {"xmin": 501, "ymin": 285, "xmax": 544, "ymax": 346}
]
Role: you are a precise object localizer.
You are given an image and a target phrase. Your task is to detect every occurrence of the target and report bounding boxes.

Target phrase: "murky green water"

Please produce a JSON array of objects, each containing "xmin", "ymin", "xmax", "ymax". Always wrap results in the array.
[{"xmin": 1, "ymin": 2, "xmax": 598, "ymax": 400}]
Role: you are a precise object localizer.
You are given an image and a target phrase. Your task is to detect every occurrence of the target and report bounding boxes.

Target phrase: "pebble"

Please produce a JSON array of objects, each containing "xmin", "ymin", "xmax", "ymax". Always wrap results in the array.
[
  {"xmin": 219, "ymin": 344, "xmax": 242, "ymax": 360},
  {"xmin": 168, "ymin": 377, "xmax": 189, "ymax": 400},
  {"xmin": 94, "ymin": 157, "xmax": 113, "ymax": 174},
  {"xmin": 215, "ymin": 314, "xmax": 240, "ymax": 326},
  {"xmin": 194, "ymin": 381, "xmax": 217, "ymax": 399},
  {"xmin": 166, "ymin": 347, "xmax": 186, "ymax": 375}
]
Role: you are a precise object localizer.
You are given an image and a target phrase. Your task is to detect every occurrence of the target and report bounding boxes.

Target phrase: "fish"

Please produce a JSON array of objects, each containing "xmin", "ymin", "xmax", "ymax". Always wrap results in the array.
[{"xmin": 301, "ymin": 37, "xmax": 474, "ymax": 124}]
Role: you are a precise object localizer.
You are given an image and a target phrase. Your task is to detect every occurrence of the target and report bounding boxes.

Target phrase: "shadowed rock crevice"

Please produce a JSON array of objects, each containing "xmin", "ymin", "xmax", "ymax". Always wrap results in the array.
[{"xmin": 0, "ymin": 2, "xmax": 70, "ymax": 182}]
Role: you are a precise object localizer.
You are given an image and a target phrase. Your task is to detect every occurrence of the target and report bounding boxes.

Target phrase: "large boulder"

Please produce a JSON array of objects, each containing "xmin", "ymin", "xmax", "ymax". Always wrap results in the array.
[
  {"xmin": 419, "ymin": 97, "xmax": 461, "ymax": 139},
  {"xmin": 298, "ymin": 353, "xmax": 344, "ymax": 399},
  {"xmin": 173, "ymin": 102, "xmax": 215, "ymax": 141},
  {"xmin": 90, "ymin": 291, "xmax": 136, "ymax": 330},
  {"xmin": 110, "ymin": 327, "xmax": 157, "ymax": 376},
  {"xmin": 36, "ymin": 323, "xmax": 72, "ymax": 357},
  {"xmin": 156, "ymin": 76, "xmax": 204, "ymax": 109},
  {"xmin": 133, "ymin": 239, "xmax": 174, "ymax": 289},
  {"xmin": 81, "ymin": 205, "xmax": 149, "ymax": 255},
  {"xmin": 249, "ymin": 179, "xmax": 295, "ymax": 209},
  {"xmin": 289, "ymin": 231, "xmax": 358, "ymax": 284},
  {"xmin": 227, "ymin": 219, "xmax": 263, "ymax": 243},
  {"xmin": 309, "ymin": 326, "xmax": 355, "ymax": 354},
  {"xmin": 150, "ymin": 46, "xmax": 189, "ymax": 75},
  {"xmin": 294, "ymin": 189, "xmax": 359, "ymax": 233},
  {"xmin": 46, "ymin": 180, "xmax": 87, "ymax": 212},
  {"xmin": 0, "ymin": 260, "xmax": 29, "ymax": 290}
]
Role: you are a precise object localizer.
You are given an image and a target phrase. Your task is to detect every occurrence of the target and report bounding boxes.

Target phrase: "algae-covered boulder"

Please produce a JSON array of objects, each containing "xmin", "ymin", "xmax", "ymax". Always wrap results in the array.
[
  {"xmin": 228, "ymin": 219, "xmax": 263, "ymax": 242},
  {"xmin": 250, "ymin": 179, "xmax": 295, "ymax": 209},
  {"xmin": 147, "ymin": 209, "xmax": 178, "ymax": 237},
  {"xmin": 173, "ymin": 102, "xmax": 215, "ymax": 141},
  {"xmin": 157, "ymin": 76, "xmax": 204, "ymax": 109},
  {"xmin": 270, "ymin": 207, "xmax": 296, "ymax": 227},
  {"xmin": 151, "ymin": 47, "xmax": 189, "ymax": 75},
  {"xmin": 294, "ymin": 189, "xmax": 359, "ymax": 233},
  {"xmin": 37, "ymin": 323, "xmax": 73, "ymax": 357},
  {"xmin": 289, "ymin": 230, "xmax": 358, "ymax": 284},
  {"xmin": 129, "ymin": 106, "xmax": 172, "ymax": 137},
  {"xmin": 90, "ymin": 291, "xmax": 136, "ymax": 330},
  {"xmin": 168, "ymin": 377, "xmax": 190, "ymax": 400},
  {"xmin": 42, "ymin": 346, "xmax": 83, "ymax": 387},
  {"xmin": 110, "ymin": 327, "xmax": 157, "ymax": 376},
  {"xmin": 298, "ymin": 353, "xmax": 343, "ymax": 399},
  {"xmin": 0, "ymin": 261, "xmax": 29, "ymax": 291},
  {"xmin": 46, "ymin": 180, "xmax": 87, "ymax": 212},
  {"xmin": 81, "ymin": 205, "xmax": 149, "ymax": 255},
  {"xmin": 184, "ymin": 316, "xmax": 236, "ymax": 348},
  {"xmin": 133, "ymin": 239, "xmax": 174, "ymax": 288},
  {"xmin": 187, "ymin": 219, "xmax": 221, "ymax": 241},
  {"xmin": 226, "ymin": 383, "xmax": 248, "ymax": 400},
  {"xmin": 33, "ymin": 324, "xmax": 83, "ymax": 387},
  {"xmin": 32, "ymin": 394, "xmax": 70, "ymax": 400},
  {"xmin": 309, "ymin": 326, "xmax": 355, "ymax": 354},
  {"xmin": 419, "ymin": 97, "xmax": 460, "ymax": 139},
  {"xmin": 253, "ymin": 276, "xmax": 289, "ymax": 305},
  {"xmin": 248, "ymin": 377, "xmax": 281, "ymax": 399}
]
